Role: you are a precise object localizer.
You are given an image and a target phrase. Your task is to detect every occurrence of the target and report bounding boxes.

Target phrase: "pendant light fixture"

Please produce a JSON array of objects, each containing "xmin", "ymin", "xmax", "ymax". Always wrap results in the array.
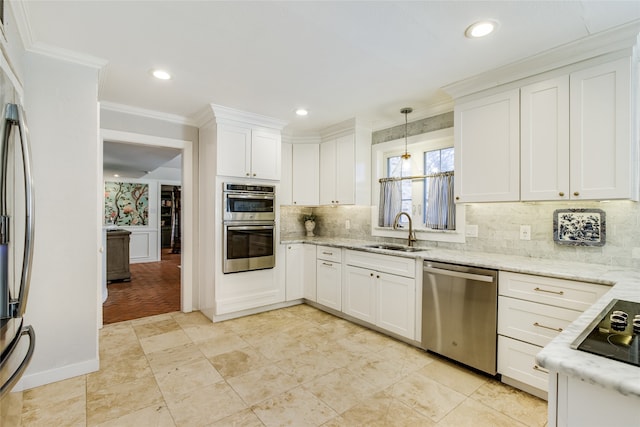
[{"xmin": 400, "ymin": 107, "xmax": 413, "ymax": 160}]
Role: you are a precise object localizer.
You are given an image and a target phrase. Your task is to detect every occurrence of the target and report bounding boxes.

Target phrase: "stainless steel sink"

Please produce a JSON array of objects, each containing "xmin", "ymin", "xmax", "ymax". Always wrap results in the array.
[{"xmin": 363, "ymin": 244, "xmax": 426, "ymax": 252}]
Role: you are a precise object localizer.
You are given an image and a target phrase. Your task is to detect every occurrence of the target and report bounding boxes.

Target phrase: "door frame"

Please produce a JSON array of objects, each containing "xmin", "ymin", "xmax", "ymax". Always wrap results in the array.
[{"xmin": 99, "ymin": 129, "xmax": 194, "ymax": 327}]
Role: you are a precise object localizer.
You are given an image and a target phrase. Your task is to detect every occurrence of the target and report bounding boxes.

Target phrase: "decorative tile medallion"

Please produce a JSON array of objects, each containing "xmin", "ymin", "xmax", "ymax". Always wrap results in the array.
[{"xmin": 553, "ymin": 208, "xmax": 605, "ymax": 246}]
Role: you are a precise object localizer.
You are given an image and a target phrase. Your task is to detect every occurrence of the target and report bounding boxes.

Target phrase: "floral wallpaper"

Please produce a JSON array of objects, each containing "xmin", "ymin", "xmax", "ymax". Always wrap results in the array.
[{"xmin": 104, "ymin": 182, "xmax": 149, "ymax": 226}]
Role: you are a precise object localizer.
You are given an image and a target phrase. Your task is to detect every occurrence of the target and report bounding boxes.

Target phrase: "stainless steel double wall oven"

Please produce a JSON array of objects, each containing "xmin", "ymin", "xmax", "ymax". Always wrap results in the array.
[{"xmin": 223, "ymin": 183, "xmax": 275, "ymax": 273}]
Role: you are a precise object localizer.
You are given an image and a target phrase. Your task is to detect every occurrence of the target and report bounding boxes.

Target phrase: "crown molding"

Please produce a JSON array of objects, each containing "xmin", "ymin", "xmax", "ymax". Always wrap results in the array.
[
  {"xmin": 443, "ymin": 20, "xmax": 640, "ymax": 100},
  {"xmin": 281, "ymin": 134, "xmax": 322, "ymax": 144},
  {"xmin": 210, "ymin": 104, "xmax": 288, "ymax": 130},
  {"xmin": 27, "ymin": 41, "xmax": 108, "ymax": 69},
  {"xmin": 10, "ymin": 1, "xmax": 34, "ymax": 51},
  {"xmin": 100, "ymin": 101, "xmax": 197, "ymax": 127}
]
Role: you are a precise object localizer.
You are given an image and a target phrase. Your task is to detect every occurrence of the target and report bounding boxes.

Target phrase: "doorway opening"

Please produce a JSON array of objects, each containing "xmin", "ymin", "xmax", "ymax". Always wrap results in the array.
[{"xmin": 99, "ymin": 129, "xmax": 194, "ymax": 326}]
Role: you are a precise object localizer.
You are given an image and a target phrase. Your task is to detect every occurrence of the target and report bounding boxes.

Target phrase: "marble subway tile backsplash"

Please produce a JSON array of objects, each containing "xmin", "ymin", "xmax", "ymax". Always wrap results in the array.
[
  {"xmin": 281, "ymin": 200, "xmax": 640, "ymax": 269},
  {"xmin": 280, "ymin": 205, "xmax": 372, "ymax": 240}
]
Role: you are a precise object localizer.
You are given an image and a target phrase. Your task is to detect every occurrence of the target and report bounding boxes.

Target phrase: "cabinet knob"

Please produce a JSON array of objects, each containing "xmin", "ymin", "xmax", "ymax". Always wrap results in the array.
[
  {"xmin": 559, "ymin": 192, "xmax": 565, "ymax": 197},
  {"xmin": 253, "ymin": 173, "xmax": 256, "ymax": 177},
  {"xmin": 370, "ymin": 273, "xmax": 373, "ymax": 277},
  {"xmin": 335, "ymin": 200, "xmax": 339, "ymax": 204},
  {"xmin": 573, "ymin": 191, "xmax": 580, "ymax": 197},
  {"xmin": 246, "ymin": 173, "xmax": 250, "ymax": 176},
  {"xmin": 293, "ymin": 201, "xmax": 297, "ymax": 204},
  {"xmin": 376, "ymin": 275, "xmax": 380, "ymax": 279},
  {"xmin": 455, "ymin": 196, "xmax": 460, "ymax": 201},
  {"xmin": 288, "ymin": 246, "xmax": 291, "ymax": 249}
]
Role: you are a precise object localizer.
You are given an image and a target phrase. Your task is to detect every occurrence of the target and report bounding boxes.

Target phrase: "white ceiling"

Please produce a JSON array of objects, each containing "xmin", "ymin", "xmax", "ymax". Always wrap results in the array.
[
  {"xmin": 19, "ymin": 1, "xmax": 640, "ymax": 136},
  {"xmin": 103, "ymin": 140, "xmax": 181, "ymax": 179}
]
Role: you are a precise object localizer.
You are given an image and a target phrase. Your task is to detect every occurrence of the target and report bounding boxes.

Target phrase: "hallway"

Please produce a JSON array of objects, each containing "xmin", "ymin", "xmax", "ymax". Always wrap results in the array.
[{"xmin": 103, "ymin": 249, "xmax": 181, "ymax": 324}]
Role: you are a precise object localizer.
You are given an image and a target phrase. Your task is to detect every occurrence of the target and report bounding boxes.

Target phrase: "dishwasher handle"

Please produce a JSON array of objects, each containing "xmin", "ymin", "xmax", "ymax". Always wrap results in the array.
[{"xmin": 423, "ymin": 265, "xmax": 495, "ymax": 283}]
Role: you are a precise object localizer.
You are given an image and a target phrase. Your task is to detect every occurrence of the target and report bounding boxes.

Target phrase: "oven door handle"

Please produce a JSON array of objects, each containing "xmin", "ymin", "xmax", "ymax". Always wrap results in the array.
[
  {"xmin": 226, "ymin": 194, "xmax": 274, "ymax": 200},
  {"xmin": 227, "ymin": 225, "xmax": 274, "ymax": 231}
]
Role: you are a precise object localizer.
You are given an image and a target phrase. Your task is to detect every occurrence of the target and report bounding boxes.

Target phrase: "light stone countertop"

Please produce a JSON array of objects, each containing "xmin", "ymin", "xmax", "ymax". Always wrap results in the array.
[{"xmin": 281, "ymin": 236, "xmax": 640, "ymax": 398}]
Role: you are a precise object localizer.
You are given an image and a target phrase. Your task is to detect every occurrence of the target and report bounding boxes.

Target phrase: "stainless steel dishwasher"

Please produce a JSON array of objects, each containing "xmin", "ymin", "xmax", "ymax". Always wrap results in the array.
[{"xmin": 421, "ymin": 261, "xmax": 498, "ymax": 375}]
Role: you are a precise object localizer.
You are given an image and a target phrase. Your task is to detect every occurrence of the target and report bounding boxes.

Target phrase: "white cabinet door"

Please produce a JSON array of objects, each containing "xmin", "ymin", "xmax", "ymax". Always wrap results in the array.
[
  {"xmin": 319, "ymin": 139, "xmax": 337, "ymax": 205},
  {"xmin": 285, "ymin": 244, "xmax": 304, "ymax": 301},
  {"xmin": 251, "ymin": 130, "xmax": 281, "ymax": 180},
  {"xmin": 521, "ymin": 76, "xmax": 570, "ymax": 201},
  {"xmin": 292, "ymin": 144, "xmax": 319, "ymax": 205},
  {"xmin": 454, "ymin": 89, "xmax": 520, "ymax": 203},
  {"xmin": 570, "ymin": 57, "xmax": 635, "ymax": 200},
  {"xmin": 217, "ymin": 124, "xmax": 251, "ymax": 178},
  {"xmin": 377, "ymin": 271, "xmax": 415, "ymax": 339},
  {"xmin": 343, "ymin": 265, "xmax": 376, "ymax": 324},
  {"xmin": 320, "ymin": 134, "xmax": 356, "ymax": 205},
  {"xmin": 280, "ymin": 142, "xmax": 292, "ymax": 205},
  {"xmin": 316, "ymin": 259, "xmax": 341, "ymax": 310},
  {"xmin": 303, "ymin": 245, "xmax": 317, "ymax": 301},
  {"xmin": 335, "ymin": 134, "xmax": 355, "ymax": 205},
  {"xmin": 497, "ymin": 336, "xmax": 548, "ymax": 395}
]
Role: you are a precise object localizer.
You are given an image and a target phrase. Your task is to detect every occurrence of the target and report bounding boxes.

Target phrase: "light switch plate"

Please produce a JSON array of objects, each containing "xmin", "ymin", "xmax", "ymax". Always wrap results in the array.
[{"xmin": 520, "ymin": 225, "xmax": 531, "ymax": 240}]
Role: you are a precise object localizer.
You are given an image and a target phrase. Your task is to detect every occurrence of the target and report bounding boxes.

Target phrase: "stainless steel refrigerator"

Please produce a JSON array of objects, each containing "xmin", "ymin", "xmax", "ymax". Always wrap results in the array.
[{"xmin": 0, "ymin": 65, "xmax": 35, "ymax": 406}]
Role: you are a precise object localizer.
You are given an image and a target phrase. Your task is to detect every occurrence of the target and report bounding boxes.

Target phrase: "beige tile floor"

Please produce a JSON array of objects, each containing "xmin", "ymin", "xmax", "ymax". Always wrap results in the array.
[{"xmin": 10, "ymin": 304, "xmax": 548, "ymax": 426}]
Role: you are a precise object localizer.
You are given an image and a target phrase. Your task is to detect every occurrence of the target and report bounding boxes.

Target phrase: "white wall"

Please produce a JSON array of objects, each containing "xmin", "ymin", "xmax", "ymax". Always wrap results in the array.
[{"xmin": 20, "ymin": 52, "xmax": 101, "ymax": 389}]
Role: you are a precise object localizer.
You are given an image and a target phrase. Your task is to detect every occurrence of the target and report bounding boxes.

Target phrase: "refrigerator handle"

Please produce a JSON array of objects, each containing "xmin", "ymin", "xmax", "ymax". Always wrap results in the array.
[
  {"xmin": 0, "ymin": 325, "xmax": 35, "ymax": 399},
  {"xmin": 12, "ymin": 104, "xmax": 34, "ymax": 318}
]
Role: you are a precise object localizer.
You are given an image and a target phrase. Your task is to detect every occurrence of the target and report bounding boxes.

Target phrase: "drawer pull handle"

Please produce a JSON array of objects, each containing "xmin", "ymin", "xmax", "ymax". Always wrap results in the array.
[
  {"xmin": 322, "ymin": 252, "xmax": 333, "ymax": 256},
  {"xmin": 534, "ymin": 287, "xmax": 564, "ymax": 295},
  {"xmin": 322, "ymin": 262, "xmax": 333, "ymax": 267},
  {"xmin": 533, "ymin": 365, "xmax": 549, "ymax": 374},
  {"xmin": 533, "ymin": 322, "xmax": 563, "ymax": 332}
]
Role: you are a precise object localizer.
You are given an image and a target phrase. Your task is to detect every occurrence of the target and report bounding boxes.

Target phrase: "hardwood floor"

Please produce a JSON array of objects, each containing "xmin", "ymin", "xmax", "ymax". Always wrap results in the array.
[{"xmin": 103, "ymin": 249, "xmax": 181, "ymax": 324}]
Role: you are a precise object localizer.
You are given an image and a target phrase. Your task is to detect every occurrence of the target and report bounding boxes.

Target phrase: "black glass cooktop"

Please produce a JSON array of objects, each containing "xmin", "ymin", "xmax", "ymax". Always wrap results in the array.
[{"xmin": 571, "ymin": 299, "xmax": 640, "ymax": 367}]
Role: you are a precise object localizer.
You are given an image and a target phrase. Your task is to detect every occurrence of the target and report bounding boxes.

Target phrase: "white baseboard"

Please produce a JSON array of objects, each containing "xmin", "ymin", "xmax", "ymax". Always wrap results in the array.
[{"xmin": 13, "ymin": 357, "xmax": 99, "ymax": 392}]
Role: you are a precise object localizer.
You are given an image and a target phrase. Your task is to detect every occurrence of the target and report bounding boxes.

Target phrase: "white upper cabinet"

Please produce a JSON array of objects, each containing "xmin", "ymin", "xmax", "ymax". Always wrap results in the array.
[
  {"xmin": 454, "ymin": 55, "xmax": 638, "ymax": 203},
  {"xmin": 570, "ymin": 57, "xmax": 636, "ymax": 201},
  {"xmin": 217, "ymin": 124, "xmax": 281, "ymax": 180},
  {"xmin": 454, "ymin": 89, "xmax": 520, "ymax": 203},
  {"xmin": 521, "ymin": 76, "xmax": 570, "ymax": 201},
  {"xmin": 280, "ymin": 141, "xmax": 293, "ymax": 205},
  {"xmin": 320, "ymin": 134, "xmax": 356, "ymax": 205},
  {"xmin": 291, "ymin": 143, "xmax": 319, "ymax": 205},
  {"xmin": 522, "ymin": 57, "xmax": 638, "ymax": 201},
  {"xmin": 251, "ymin": 130, "xmax": 281, "ymax": 181},
  {"xmin": 216, "ymin": 124, "xmax": 252, "ymax": 179}
]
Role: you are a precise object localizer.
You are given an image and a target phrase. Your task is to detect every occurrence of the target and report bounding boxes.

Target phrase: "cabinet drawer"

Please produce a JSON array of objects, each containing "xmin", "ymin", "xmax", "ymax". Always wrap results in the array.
[
  {"xmin": 345, "ymin": 250, "xmax": 415, "ymax": 278},
  {"xmin": 497, "ymin": 336, "xmax": 548, "ymax": 394},
  {"xmin": 498, "ymin": 296, "xmax": 579, "ymax": 347},
  {"xmin": 316, "ymin": 246, "xmax": 341, "ymax": 263},
  {"xmin": 499, "ymin": 271, "xmax": 608, "ymax": 311}
]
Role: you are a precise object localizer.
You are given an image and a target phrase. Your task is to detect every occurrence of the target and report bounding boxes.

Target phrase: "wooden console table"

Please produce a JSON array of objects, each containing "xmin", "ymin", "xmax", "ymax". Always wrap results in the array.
[{"xmin": 106, "ymin": 229, "xmax": 131, "ymax": 282}]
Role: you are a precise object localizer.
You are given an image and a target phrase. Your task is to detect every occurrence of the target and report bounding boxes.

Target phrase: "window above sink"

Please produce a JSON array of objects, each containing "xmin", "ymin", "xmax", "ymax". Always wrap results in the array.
[{"xmin": 371, "ymin": 127, "xmax": 466, "ymax": 244}]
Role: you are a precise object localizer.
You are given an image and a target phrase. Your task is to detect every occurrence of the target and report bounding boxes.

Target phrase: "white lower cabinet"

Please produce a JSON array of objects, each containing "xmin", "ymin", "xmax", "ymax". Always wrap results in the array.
[
  {"xmin": 284, "ymin": 244, "xmax": 304, "ymax": 301},
  {"xmin": 376, "ymin": 272, "xmax": 415, "ymax": 338},
  {"xmin": 343, "ymin": 266, "xmax": 376, "ymax": 324},
  {"xmin": 316, "ymin": 246, "xmax": 342, "ymax": 311},
  {"xmin": 302, "ymin": 245, "xmax": 317, "ymax": 301},
  {"xmin": 343, "ymin": 250, "xmax": 416, "ymax": 340},
  {"xmin": 550, "ymin": 373, "xmax": 640, "ymax": 427},
  {"xmin": 497, "ymin": 271, "xmax": 608, "ymax": 399}
]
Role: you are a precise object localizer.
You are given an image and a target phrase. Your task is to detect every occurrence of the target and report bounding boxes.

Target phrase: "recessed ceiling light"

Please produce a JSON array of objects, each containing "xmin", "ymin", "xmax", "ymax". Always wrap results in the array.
[
  {"xmin": 465, "ymin": 20, "xmax": 498, "ymax": 38},
  {"xmin": 295, "ymin": 108, "xmax": 309, "ymax": 116},
  {"xmin": 152, "ymin": 69, "xmax": 172, "ymax": 80}
]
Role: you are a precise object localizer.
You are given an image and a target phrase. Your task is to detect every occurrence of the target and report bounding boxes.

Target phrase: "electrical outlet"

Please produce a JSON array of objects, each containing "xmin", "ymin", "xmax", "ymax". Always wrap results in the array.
[
  {"xmin": 520, "ymin": 225, "xmax": 531, "ymax": 240},
  {"xmin": 345, "ymin": 219, "xmax": 351, "ymax": 230},
  {"xmin": 465, "ymin": 224, "xmax": 478, "ymax": 237}
]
